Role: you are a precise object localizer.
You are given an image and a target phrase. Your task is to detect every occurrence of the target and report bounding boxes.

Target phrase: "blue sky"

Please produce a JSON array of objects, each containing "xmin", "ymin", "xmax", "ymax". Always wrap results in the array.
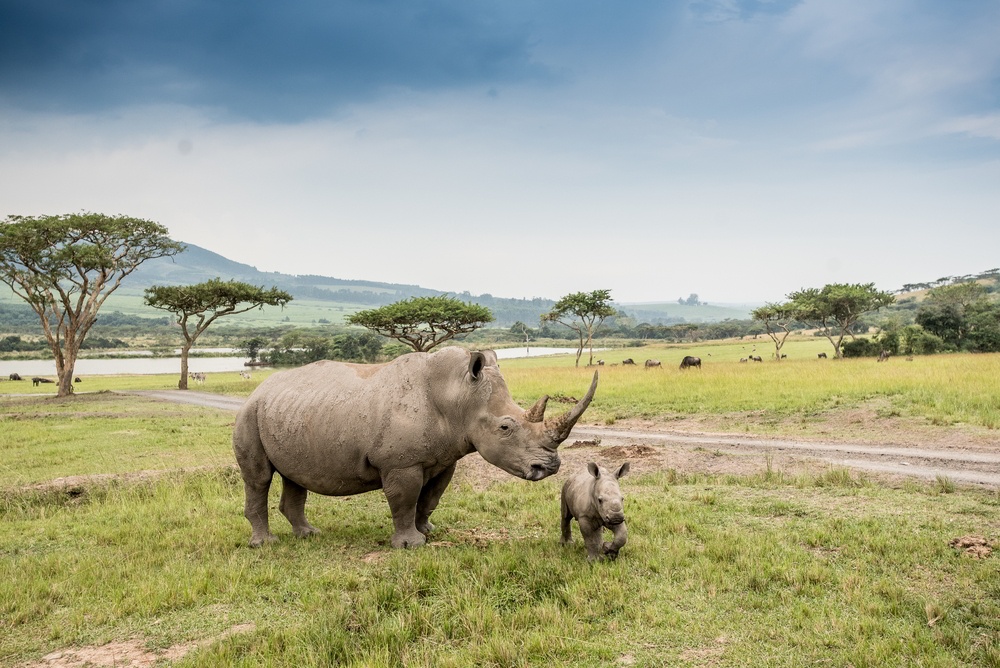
[{"xmin": 1, "ymin": 0, "xmax": 998, "ymax": 303}]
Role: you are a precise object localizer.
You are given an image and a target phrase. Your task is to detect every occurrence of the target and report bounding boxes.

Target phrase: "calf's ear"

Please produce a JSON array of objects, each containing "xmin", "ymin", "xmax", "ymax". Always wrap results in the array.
[
  {"xmin": 587, "ymin": 462, "xmax": 600, "ymax": 478},
  {"xmin": 616, "ymin": 462, "xmax": 630, "ymax": 479}
]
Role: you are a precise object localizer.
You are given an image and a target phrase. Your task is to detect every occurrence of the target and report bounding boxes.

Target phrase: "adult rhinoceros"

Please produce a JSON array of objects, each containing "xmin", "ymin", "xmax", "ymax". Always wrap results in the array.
[{"xmin": 233, "ymin": 347, "xmax": 598, "ymax": 549}]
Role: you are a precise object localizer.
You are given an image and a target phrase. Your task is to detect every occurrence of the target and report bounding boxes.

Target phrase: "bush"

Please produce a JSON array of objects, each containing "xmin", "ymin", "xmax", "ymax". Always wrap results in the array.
[
  {"xmin": 901, "ymin": 325, "xmax": 946, "ymax": 355},
  {"xmin": 841, "ymin": 338, "xmax": 882, "ymax": 358}
]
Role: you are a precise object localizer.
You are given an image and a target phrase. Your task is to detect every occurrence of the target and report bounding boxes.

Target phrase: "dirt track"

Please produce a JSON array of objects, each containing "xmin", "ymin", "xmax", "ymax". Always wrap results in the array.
[{"xmin": 123, "ymin": 390, "xmax": 1000, "ymax": 488}]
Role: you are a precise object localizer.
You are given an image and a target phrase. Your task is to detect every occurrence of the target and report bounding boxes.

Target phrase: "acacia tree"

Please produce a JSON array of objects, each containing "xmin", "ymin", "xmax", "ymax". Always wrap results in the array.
[
  {"xmin": 788, "ymin": 283, "xmax": 895, "ymax": 358},
  {"xmin": 145, "ymin": 279, "xmax": 293, "ymax": 389},
  {"xmin": 348, "ymin": 295, "xmax": 494, "ymax": 352},
  {"xmin": 751, "ymin": 302, "xmax": 797, "ymax": 361},
  {"xmin": 0, "ymin": 213, "xmax": 183, "ymax": 396},
  {"xmin": 541, "ymin": 289, "xmax": 616, "ymax": 367}
]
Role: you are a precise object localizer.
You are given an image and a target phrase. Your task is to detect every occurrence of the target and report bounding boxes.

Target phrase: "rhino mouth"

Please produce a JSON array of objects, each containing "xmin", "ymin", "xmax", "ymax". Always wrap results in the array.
[{"xmin": 526, "ymin": 460, "xmax": 560, "ymax": 481}]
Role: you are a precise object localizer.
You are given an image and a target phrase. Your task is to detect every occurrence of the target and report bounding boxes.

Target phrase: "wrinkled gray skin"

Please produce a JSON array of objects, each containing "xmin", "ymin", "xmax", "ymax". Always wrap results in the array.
[
  {"xmin": 233, "ymin": 347, "xmax": 598, "ymax": 549},
  {"xmin": 561, "ymin": 461, "xmax": 630, "ymax": 561}
]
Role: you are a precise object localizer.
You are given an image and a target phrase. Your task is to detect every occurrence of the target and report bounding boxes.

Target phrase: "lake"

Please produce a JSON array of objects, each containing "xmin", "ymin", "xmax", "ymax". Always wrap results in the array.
[{"xmin": 1, "ymin": 346, "xmax": 588, "ymax": 377}]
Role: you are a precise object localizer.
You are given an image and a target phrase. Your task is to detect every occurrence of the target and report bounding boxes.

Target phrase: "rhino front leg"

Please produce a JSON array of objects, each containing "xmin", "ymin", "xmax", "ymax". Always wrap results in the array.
[
  {"xmin": 415, "ymin": 463, "xmax": 456, "ymax": 536},
  {"xmin": 580, "ymin": 518, "xmax": 606, "ymax": 561},
  {"xmin": 602, "ymin": 522, "xmax": 628, "ymax": 560},
  {"xmin": 279, "ymin": 474, "xmax": 320, "ymax": 539},
  {"xmin": 382, "ymin": 465, "xmax": 428, "ymax": 548}
]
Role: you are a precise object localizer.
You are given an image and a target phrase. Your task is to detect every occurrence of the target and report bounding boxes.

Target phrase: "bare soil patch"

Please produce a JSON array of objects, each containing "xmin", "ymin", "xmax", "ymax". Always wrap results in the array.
[
  {"xmin": 22, "ymin": 624, "xmax": 255, "ymax": 668},
  {"xmin": 949, "ymin": 534, "xmax": 995, "ymax": 559}
]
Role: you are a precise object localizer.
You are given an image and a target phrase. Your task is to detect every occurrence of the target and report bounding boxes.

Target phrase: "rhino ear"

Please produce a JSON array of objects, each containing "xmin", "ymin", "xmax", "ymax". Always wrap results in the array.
[
  {"xmin": 616, "ymin": 462, "xmax": 630, "ymax": 479},
  {"xmin": 469, "ymin": 351, "xmax": 487, "ymax": 381},
  {"xmin": 587, "ymin": 462, "xmax": 600, "ymax": 478}
]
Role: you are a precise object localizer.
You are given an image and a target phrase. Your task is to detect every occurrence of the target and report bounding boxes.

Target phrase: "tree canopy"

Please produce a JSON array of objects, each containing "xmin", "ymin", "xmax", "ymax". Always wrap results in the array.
[
  {"xmin": 347, "ymin": 295, "xmax": 494, "ymax": 353},
  {"xmin": 144, "ymin": 278, "xmax": 292, "ymax": 389},
  {"xmin": 751, "ymin": 302, "xmax": 797, "ymax": 360},
  {"xmin": 0, "ymin": 212, "xmax": 183, "ymax": 396},
  {"xmin": 541, "ymin": 289, "xmax": 616, "ymax": 367},
  {"xmin": 787, "ymin": 283, "xmax": 895, "ymax": 358}
]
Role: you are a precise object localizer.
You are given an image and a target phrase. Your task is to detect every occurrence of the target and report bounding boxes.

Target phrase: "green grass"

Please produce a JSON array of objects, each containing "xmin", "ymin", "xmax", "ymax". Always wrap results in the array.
[{"xmin": 1, "ymin": 391, "xmax": 999, "ymax": 666}]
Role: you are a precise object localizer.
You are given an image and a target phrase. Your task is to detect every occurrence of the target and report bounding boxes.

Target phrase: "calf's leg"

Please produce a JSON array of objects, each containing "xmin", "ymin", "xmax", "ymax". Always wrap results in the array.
[{"xmin": 560, "ymin": 495, "xmax": 574, "ymax": 545}]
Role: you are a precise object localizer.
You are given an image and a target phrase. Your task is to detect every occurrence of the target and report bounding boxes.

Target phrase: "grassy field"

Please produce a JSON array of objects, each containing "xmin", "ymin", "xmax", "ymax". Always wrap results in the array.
[
  {"xmin": 1, "ymin": 346, "xmax": 999, "ymax": 666},
  {"xmin": 1, "ymin": 394, "xmax": 998, "ymax": 667}
]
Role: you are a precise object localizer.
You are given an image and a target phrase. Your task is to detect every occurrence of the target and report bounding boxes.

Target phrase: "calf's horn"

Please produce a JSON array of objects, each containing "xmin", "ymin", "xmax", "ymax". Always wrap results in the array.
[
  {"xmin": 525, "ymin": 395, "xmax": 549, "ymax": 423},
  {"xmin": 545, "ymin": 371, "xmax": 599, "ymax": 443}
]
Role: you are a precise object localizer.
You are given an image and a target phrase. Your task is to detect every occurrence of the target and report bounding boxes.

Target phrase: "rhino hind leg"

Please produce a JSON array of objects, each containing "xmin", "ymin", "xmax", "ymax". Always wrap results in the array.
[
  {"xmin": 415, "ymin": 463, "xmax": 456, "ymax": 536},
  {"xmin": 279, "ymin": 475, "xmax": 320, "ymax": 539},
  {"xmin": 382, "ymin": 465, "xmax": 428, "ymax": 548},
  {"xmin": 560, "ymin": 496, "xmax": 574, "ymax": 545},
  {"xmin": 234, "ymin": 405, "xmax": 277, "ymax": 547}
]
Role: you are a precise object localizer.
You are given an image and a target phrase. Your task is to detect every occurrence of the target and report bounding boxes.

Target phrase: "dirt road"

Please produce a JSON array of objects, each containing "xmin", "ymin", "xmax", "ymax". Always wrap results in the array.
[{"xmin": 124, "ymin": 390, "xmax": 1000, "ymax": 488}]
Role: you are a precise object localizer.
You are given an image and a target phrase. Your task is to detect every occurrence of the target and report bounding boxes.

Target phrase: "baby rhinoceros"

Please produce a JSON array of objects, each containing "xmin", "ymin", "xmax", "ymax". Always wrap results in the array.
[{"xmin": 561, "ymin": 461, "xmax": 630, "ymax": 561}]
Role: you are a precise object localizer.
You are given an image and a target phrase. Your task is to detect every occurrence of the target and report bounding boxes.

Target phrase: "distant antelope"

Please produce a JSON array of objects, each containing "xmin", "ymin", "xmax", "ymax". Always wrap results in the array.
[{"xmin": 240, "ymin": 371, "xmax": 252, "ymax": 380}]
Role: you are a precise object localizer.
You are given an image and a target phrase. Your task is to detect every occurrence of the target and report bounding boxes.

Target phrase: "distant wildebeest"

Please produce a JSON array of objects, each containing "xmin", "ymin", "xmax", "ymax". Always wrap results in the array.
[
  {"xmin": 739, "ymin": 358, "xmax": 748, "ymax": 363},
  {"xmin": 622, "ymin": 358, "xmax": 636, "ymax": 366},
  {"xmin": 74, "ymin": 377, "xmax": 82, "ymax": 383},
  {"xmin": 750, "ymin": 355, "xmax": 763, "ymax": 363},
  {"xmin": 817, "ymin": 353, "xmax": 827, "ymax": 359},
  {"xmin": 780, "ymin": 354, "xmax": 787, "ymax": 359},
  {"xmin": 596, "ymin": 360, "xmax": 605, "ymax": 366},
  {"xmin": 679, "ymin": 356, "xmax": 701, "ymax": 370},
  {"xmin": 644, "ymin": 359, "xmax": 662, "ymax": 369},
  {"xmin": 877, "ymin": 350, "xmax": 890, "ymax": 363},
  {"xmin": 9, "ymin": 373, "xmax": 21, "ymax": 381},
  {"xmin": 32, "ymin": 377, "xmax": 54, "ymax": 386}
]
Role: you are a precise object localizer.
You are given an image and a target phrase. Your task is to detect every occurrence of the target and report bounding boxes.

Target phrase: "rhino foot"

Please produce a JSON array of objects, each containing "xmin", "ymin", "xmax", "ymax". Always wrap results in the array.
[
  {"xmin": 293, "ymin": 525, "xmax": 320, "ymax": 539},
  {"xmin": 416, "ymin": 520, "xmax": 435, "ymax": 536},
  {"xmin": 249, "ymin": 533, "xmax": 278, "ymax": 548},
  {"xmin": 391, "ymin": 529, "xmax": 428, "ymax": 549}
]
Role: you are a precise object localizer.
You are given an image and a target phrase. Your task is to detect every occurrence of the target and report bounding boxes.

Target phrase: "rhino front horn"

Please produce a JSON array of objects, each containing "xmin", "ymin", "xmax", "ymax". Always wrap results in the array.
[{"xmin": 545, "ymin": 371, "xmax": 599, "ymax": 443}]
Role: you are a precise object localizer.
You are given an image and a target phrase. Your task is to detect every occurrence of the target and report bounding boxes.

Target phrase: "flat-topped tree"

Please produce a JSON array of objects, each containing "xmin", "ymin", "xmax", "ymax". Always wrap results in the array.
[
  {"xmin": 788, "ymin": 283, "xmax": 895, "ymax": 359},
  {"xmin": 348, "ymin": 296, "xmax": 494, "ymax": 352},
  {"xmin": 751, "ymin": 302, "xmax": 797, "ymax": 361},
  {"xmin": 144, "ymin": 279, "xmax": 293, "ymax": 389},
  {"xmin": 542, "ymin": 289, "xmax": 616, "ymax": 367},
  {"xmin": 0, "ymin": 213, "xmax": 183, "ymax": 397}
]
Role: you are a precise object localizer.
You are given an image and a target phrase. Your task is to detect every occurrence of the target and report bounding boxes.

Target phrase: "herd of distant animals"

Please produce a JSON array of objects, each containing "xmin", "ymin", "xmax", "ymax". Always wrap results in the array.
[{"xmin": 3, "ymin": 350, "xmax": 911, "ymax": 387}]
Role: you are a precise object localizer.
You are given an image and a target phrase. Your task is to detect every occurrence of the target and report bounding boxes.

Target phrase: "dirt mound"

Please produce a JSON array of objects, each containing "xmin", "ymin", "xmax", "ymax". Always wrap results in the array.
[
  {"xmin": 567, "ymin": 439, "xmax": 601, "ymax": 449},
  {"xmin": 949, "ymin": 534, "xmax": 994, "ymax": 558},
  {"xmin": 599, "ymin": 444, "xmax": 657, "ymax": 459}
]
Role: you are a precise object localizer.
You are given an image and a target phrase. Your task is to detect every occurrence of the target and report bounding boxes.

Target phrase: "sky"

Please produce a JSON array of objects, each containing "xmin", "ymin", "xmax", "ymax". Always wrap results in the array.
[{"xmin": 1, "ymin": 0, "xmax": 998, "ymax": 305}]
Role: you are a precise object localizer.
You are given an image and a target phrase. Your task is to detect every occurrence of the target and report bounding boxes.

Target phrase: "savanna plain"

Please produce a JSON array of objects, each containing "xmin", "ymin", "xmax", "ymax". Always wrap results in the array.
[{"xmin": 1, "ymin": 338, "xmax": 998, "ymax": 667}]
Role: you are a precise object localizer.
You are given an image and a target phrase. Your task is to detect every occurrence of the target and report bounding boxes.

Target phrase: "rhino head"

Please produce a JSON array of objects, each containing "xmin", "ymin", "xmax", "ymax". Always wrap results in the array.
[{"xmin": 464, "ymin": 350, "xmax": 598, "ymax": 481}]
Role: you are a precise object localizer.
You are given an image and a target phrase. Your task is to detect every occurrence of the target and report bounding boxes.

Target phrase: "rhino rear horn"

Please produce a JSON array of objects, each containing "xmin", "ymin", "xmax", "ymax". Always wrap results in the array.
[
  {"xmin": 545, "ymin": 371, "xmax": 599, "ymax": 443},
  {"xmin": 525, "ymin": 395, "xmax": 549, "ymax": 423}
]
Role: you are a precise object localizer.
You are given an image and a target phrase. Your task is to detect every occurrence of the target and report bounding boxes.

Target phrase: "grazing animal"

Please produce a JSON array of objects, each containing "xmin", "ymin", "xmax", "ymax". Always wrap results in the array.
[
  {"xmin": 644, "ymin": 359, "xmax": 662, "ymax": 369},
  {"xmin": 233, "ymin": 348, "xmax": 598, "ymax": 549},
  {"xmin": 621, "ymin": 358, "xmax": 636, "ymax": 365},
  {"xmin": 750, "ymin": 355, "xmax": 763, "ymax": 363},
  {"xmin": 817, "ymin": 353, "xmax": 827, "ymax": 359},
  {"xmin": 780, "ymin": 354, "xmax": 787, "ymax": 359},
  {"xmin": 596, "ymin": 360, "xmax": 605, "ymax": 366},
  {"xmin": 906, "ymin": 356, "xmax": 914, "ymax": 361},
  {"xmin": 739, "ymin": 358, "xmax": 748, "ymax": 363},
  {"xmin": 679, "ymin": 356, "xmax": 701, "ymax": 370},
  {"xmin": 877, "ymin": 350, "xmax": 890, "ymax": 363},
  {"xmin": 240, "ymin": 371, "xmax": 252, "ymax": 380},
  {"xmin": 9, "ymin": 373, "xmax": 21, "ymax": 381},
  {"xmin": 561, "ymin": 462, "xmax": 630, "ymax": 561},
  {"xmin": 189, "ymin": 372, "xmax": 206, "ymax": 384},
  {"xmin": 74, "ymin": 377, "xmax": 81, "ymax": 383},
  {"xmin": 31, "ymin": 377, "xmax": 54, "ymax": 386}
]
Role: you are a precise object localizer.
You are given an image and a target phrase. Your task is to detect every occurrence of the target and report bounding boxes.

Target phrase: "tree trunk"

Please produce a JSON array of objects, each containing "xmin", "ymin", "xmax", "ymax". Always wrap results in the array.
[
  {"xmin": 179, "ymin": 343, "xmax": 191, "ymax": 390},
  {"xmin": 575, "ymin": 331, "xmax": 584, "ymax": 367},
  {"xmin": 55, "ymin": 349, "xmax": 77, "ymax": 397}
]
